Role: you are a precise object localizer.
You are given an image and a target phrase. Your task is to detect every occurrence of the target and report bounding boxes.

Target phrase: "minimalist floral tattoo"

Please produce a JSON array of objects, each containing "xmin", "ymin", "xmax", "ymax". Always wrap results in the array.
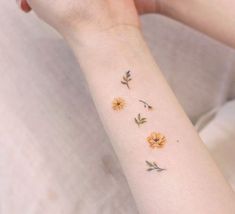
[
  {"xmin": 146, "ymin": 161, "xmax": 166, "ymax": 172},
  {"xmin": 112, "ymin": 97, "xmax": 126, "ymax": 111},
  {"xmin": 121, "ymin": 70, "xmax": 132, "ymax": 89},
  {"xmin": 147, "ymin": 132, "xmax": 166, "ymax": 149},
  {"xmin": 113, "ymin": 70, "xmax": 168, "ymax": 172},
  {"xmin": 134, "ymin": 113, "xmax": 147, "ymax": 127},
  {"xmin": 139, "ymin": 100, "xmax": 153, "ymax": 110}
]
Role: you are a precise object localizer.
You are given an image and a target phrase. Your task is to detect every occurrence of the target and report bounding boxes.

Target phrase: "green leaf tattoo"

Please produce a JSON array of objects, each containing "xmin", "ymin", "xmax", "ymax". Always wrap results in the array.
[
  {"xmin": 134, "ymin": 113, "xmax": 147, "ymax": 127},
  {"xmin": 121, "ymin": 70, "xmax": 132, "ymax": 89},
  {"xmin": 146, "ymin": 161, "xmax": 166, "ymax": 172}
]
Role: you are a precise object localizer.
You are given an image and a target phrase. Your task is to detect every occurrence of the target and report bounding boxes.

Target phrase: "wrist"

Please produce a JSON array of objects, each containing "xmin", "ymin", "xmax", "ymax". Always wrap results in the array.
[
  {"xmin": 66, "ymin": 25, "xmax": 150, "ymax": 75},
  {"xmin": 65, "ymin": 23, "xmax": 141, "ymax": 47},
  {"xmin": 66, "ymin": 25, "xmax": 144, "ymax": 60}
]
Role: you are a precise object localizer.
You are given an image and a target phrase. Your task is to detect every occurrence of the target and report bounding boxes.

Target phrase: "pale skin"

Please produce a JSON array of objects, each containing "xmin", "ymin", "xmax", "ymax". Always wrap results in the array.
[
  {"xmin": 18, "ymin": 0, "xmax": 235, "ymax": 48},
  {"xmin": 17, "ymin": 0, "xmax": 235, "ymax": 213}
]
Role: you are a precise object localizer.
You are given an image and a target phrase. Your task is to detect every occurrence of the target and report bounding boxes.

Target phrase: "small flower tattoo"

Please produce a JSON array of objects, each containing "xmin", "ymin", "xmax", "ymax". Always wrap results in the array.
[
  {"xmin": 139, "ymin": 100, "xmax": 153, "ymax": 110},
  {"xmin": 121, "ymin": 70, "xmax": 132, "ymax": 89},
  {"xmin": 147, "ymin": 132, "xmax": 166, "ymax": 149},
  {"xmin": 146, "ymin": 161, "xmax": 166, "ymax": 172},
  {"xmin": 112, "ymin": 97, "xmax": 126, "ymax": 111},
  {"xmin": 134, "ymin": 113, "xmax": 147, "ymax": 127}
]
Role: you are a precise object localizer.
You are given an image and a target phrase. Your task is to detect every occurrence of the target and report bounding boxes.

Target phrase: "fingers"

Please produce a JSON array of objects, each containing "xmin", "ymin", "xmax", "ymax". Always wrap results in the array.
[
  {"xmin": 16, "ymin": 0, "xmax": 32, "ymax": 13},
  {"xmin": 134, "ymin": 0, "xmax": 161, "ymax": 14}
]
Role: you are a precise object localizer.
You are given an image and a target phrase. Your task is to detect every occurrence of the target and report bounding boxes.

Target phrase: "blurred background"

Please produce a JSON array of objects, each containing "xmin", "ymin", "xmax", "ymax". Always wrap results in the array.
[{"xmin": 0, "ymin": 1, "xmax": 234, "ymax": 213}]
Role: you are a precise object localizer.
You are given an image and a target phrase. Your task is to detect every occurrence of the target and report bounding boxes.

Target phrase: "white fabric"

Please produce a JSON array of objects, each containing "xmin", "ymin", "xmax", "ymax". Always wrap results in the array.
[
  {"xmin": 198, "ymin": 100, "xmax": 235, "ymax": 192},
  {"xmin": 0, "ymin": 1, "xmax": 234, "ymax": 213}
]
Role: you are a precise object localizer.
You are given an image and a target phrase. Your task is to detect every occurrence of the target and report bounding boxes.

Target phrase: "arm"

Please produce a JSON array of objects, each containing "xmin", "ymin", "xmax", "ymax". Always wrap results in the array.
[
  {"xmin": 69, "ymin": 26, "xmax": 235, "ymax": 214},
  {"xmin": 18, "ymin": 0, "xmax": 235, "ymax": 213},
  {"xmin": 135, "ymin": 0, "xmax": 235, "ymax": 48},
  {"xmin": 162, "ymin": 0, "xmax": 235, "ymax": 48}
]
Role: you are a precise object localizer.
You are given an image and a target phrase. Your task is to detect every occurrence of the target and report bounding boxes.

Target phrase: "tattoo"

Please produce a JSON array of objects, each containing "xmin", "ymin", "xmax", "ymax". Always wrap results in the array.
[
  {"xmin": 113, "ymin": 70, "xmax": 168, "ymax": 172},
  {"xmin": 112, "ymin": 97, "xmax": 126, "ymax": 111},
  {"xmin": 146, "ymin": 161, "xmax": 166, "ymax": 172},
  {"xmin": 139, "ymin": 100, "xmax": 153, "ymax": 110},
  {"xmin": 121, "ymin": 70, "xmax": 132, "ymax": 89},
  {"xmin": 134, "ymin": 113, "xmax": 147, "ymax": 127},
  {"xmin": 147, "ymin": 132, "xmax": 166, "ymax": 149}
]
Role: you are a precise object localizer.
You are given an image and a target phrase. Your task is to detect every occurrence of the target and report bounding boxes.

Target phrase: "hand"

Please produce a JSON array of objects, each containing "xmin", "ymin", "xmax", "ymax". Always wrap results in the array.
[
  {"xmin": 16, "ymin": 0, "xmax": 140, "ymax": 40},
  {"xmin": 18, "ymin": 0, "xmax": 162, "ymax": 15}
]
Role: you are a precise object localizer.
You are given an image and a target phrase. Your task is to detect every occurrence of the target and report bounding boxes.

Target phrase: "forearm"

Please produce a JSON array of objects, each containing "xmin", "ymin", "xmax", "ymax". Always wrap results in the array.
[
  {"xmin": 161, "ymin": 0, "xmax": 235, "ymax": 48},
  {"xmin": 67, "ymin": 27, "xmax": 235, "ymax": 213}
]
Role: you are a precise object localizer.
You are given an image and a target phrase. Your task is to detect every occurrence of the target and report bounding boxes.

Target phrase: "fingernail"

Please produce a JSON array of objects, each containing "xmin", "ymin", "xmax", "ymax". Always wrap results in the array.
[
  {"xmin": 22, "ymin": 1, "xmax": 31, "ymax": 12},
  {"xmin": 16, "ymin": 0, "xmax": 31, "ymax": 12}
]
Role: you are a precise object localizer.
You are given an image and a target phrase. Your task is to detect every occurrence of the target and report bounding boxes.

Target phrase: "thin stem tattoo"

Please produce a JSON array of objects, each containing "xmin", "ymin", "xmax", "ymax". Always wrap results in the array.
[
  {"xmin": 146, "ymin": 161, "xmax": 166, "ymax": 172},
  {"xmin": 139, "ymin": 100, "xmax": 153, "ymax": 110},
  {"xmin": 121, "ymin": 70, "xmax": 132, "ymax": 89},
  {"xmin": 134, "ymin": 113, "xmax": 147, "ymax": 127}
]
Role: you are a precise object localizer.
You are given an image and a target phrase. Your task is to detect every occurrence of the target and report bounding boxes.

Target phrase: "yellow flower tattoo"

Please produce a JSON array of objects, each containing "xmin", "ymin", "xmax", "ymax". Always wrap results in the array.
[
  {"xmin": 112, "ymin": 97, "xmax": 126, "ymax": 111},
  {"xmin": 147, "ymin": 132, "xmax": 166, "ymax": 149}
]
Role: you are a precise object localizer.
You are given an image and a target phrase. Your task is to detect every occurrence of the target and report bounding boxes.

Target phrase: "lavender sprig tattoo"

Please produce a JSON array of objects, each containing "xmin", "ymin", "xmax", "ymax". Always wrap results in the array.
[
  {"xmin": 139, "ymin": 100, "xmax": 153, "ymax": 110},
  {"xmin": 146, "ymin": 161, "xmax": 166, "ymax": 172},
  {"xmin": 121, "ymin": 70, "xmax": 132, "ymax": 89},
  {"xmin": 134, "ymin": 113, "xmax": 147, "ymax": 127}
]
